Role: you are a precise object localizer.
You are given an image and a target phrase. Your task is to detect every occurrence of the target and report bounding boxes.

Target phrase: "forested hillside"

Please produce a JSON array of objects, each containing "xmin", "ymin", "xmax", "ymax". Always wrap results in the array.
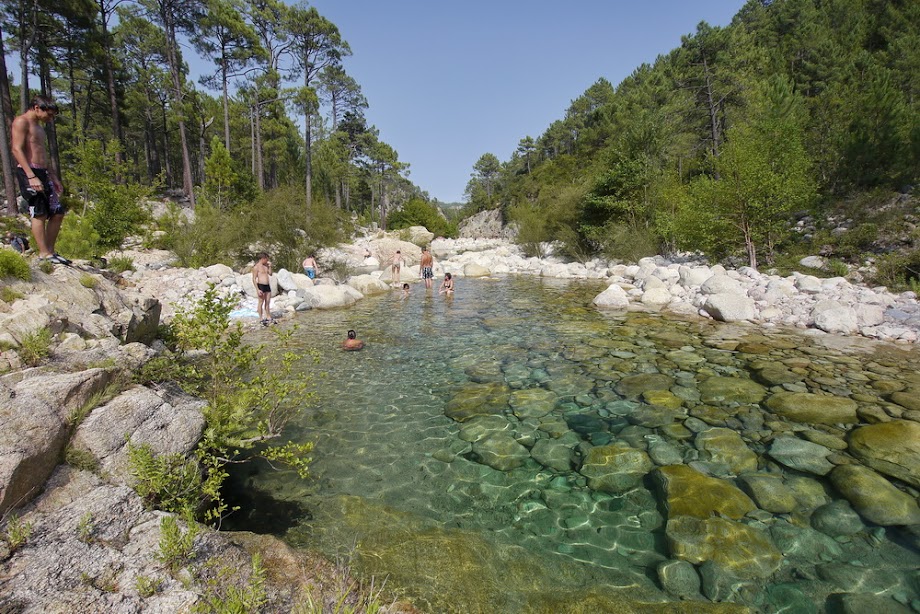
[
  {"xmin": 0, "ymin": 0, "xmax": 425, "ymax": 268},
  {"xmin": 465, "ymin": 0, "xmax": 919, "ymax": 281}
]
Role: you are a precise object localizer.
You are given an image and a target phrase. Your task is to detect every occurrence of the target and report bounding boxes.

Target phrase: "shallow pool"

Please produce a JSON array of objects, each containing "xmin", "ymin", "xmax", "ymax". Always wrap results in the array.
[{"xmin": 226, "ymin": 276, "xmax": 920, "ymax": 613}]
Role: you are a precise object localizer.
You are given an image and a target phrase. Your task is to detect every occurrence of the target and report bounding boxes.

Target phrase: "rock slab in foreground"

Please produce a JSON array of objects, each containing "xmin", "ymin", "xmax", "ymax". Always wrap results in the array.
[{"xmin": 0, "ymin": 369, "xmax": 115, "ymax": 515}]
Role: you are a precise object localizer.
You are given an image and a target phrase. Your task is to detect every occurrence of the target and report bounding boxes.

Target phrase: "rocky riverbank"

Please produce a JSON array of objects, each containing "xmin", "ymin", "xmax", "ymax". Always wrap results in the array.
[
  {"xmin": 0, "ymin": 257, "xmax": 418, "ymax": 612},
  {"xmin": 112, "ymin": 230, "xmax": 920, "ymax": 347}
]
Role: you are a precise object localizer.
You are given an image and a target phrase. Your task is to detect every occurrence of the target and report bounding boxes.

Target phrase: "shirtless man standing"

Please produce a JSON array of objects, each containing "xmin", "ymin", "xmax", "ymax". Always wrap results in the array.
[
  {"xmin": 10, "ymin": 96, "xmax": 70, "ymax": 264},
  {"xmin": 252, "ymin": 252, "xmax": 273, "ymax": 325},
  {"xmin": 419, "ymin": 246, "xmax": 434, "ymax": 289},
  {"xmin": 391, "ymin": 250, "xmax": 403, "ymax": 284}
]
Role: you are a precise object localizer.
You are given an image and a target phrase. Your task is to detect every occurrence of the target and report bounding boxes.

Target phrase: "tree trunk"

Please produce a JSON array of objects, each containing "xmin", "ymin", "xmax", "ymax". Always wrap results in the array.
[
  {"xmin": 254, "ymin": 103, "xmax": 264, "ymax": 190},
  {"xmin": 702, "ymin": 56, "xmax": 721, "ymax": 161},
  {"xmin": 163, "ymin": 16, "xmax": 196, "ymax": 206},
  {"xmin": 222, "ymin": 56, "xmax": 231, "ymax": 151},
  {"xmin": 161, "ymin": 101, "xmax": 172, "ymax": 187},
  {"xmin": 100, "ymin": 5, "xmax": 123, "ymax": 167},
  {"xmin": 38, "ymin": 52, "xmax": 62, "ymax": 188},
  {"xmin": 304, "ymin": 114, "xmax": 312, "ymax": 206},
  {"xmin": 0, "ymin": 29, "xmax": 18, "ymax": 214}
]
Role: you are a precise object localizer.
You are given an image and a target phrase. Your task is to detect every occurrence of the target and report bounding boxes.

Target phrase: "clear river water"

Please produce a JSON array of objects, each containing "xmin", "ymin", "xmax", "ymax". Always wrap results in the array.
[{"xmin": 225, "ymin": 276, "xmax": 920, "ymax": 613}]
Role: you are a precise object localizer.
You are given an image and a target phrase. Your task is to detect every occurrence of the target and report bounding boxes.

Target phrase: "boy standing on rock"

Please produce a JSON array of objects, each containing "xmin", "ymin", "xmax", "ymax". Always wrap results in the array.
[
  {"xmin": 419, "ymin": 246, "xmax": 434, "ymax": 289},
  {"xmin": 252, "ymin": 252, "xmax": 273, "ymax": 325},
  {"xmin": 10, "ymin": 96, "xmax": 70, "ymax": 264}
]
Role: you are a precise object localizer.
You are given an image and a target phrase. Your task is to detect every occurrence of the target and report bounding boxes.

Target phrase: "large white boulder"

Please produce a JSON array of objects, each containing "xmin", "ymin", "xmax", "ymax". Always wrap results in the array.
[
  {"xmin": 404, "ymin": 226, "xmax": 435, "ymax": 246},
  {"xmin": 347, "ymin": 274, "xmax": 391, "ymax": 296},
  {"xmin": 299, "ymin": 284, "xmax": 363, "ymax": 309},
  {"xmin": 593, "ymin": 284, "xmax": 630, "ymax": 309},
  {"xmin": 703, "ymin": 293, "xmax": 756, "ymax": 322},
  {"xmin": 678, "ymin": 266, "xmax": 712, "ymax": 288},
  {"xmin": 641, "ymin": 287, "xmax": 673, "ymax": 307},
  {"xmin": 812, "ymin": 302, "xmax": 859, "ymax": 334},
  {"xmin": 464, "ymin": 263, "xmax": 491, "ymax": 277},
  {"xmin": 700, "ymin": 274, "xmax": 743, "ymax": 295}
]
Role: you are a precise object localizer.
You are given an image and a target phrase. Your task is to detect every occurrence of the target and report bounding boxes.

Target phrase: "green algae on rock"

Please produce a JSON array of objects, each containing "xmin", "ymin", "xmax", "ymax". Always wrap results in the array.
[
  {"xmin": 580, "ymin": 443, "xmax": 653, "ymax": 494},
  {"xmin": 444, "ymin": 382, "xmax": 510, "ymax": 422},
  {"xmin": 765, "ymin": 391, "xmax": 859, "ymax": 424},
  {"xmin": 699, "ymin": 376, "xmax": 767, "ymax": 405},
  {"xmin": 654, "ymin": 465, "xmax": 756, "ymax": 519},
  {"xmin": 847, "ymin": 420, "xmax": 920, "ymax": 488},
  {"xmin": 829, "ymin": 464, "xmax": 920, "ymax": 526},
  {"xmin": 665, "ymin": 516, "xmax": 782, "ymax": 579}
]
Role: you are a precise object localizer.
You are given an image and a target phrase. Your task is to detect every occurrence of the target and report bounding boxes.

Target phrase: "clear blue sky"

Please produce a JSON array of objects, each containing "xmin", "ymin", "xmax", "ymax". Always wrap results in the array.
[{"xmin": 304, "ymin": 0, "xmax": 747, "ymax": 203}]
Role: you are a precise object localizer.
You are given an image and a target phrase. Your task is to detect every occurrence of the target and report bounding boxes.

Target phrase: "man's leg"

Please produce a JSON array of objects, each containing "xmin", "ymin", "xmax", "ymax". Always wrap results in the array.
[
  {"xmin": 44, "ymin": 213, "xmax": 64, "ymax": 254},
  {"xmin": 31, "ymin": 215, "xmax": 53, "ymax": 257}
]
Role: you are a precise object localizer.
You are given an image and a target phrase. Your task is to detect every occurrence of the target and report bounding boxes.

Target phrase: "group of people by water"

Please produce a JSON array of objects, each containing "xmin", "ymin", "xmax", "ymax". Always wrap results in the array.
[{"xmin": 250, "ymin": 245, "xmax": 456, "ymax": 349}]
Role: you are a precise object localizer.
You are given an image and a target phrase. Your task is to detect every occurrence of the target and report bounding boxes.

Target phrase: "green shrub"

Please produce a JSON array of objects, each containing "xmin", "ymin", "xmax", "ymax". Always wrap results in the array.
[
  {"xmin": 79, "ymin": 274, "xmax": 97, "ymax": 288},
  {"xmin": 2, "ymin": 515, "xmax": 33, "ymax": 552},
  {"xmin": 19, "ymin": 327, "xmax": 52, "ymax": 366},
  {"xmin": 387, "ymin": 197, "xmax": 454, "ymax": 238},
  {"xmin": 156, "ymin": 514, "xmax": 199, "ymax": 573},
  {"xmin": 873, "ymin": 249, "xmax": 920, "ymax": 291},
  {"xmin": 585, "ymin": 221, "xmax": 660, "ymax": 263},
  {"xmin": 1, "ymin": 287, "xmax": 24, "ymax": 303},
  {"xmin": 55, "ymin": 213, "xmax": 101, "ymax": 259},
  {"xmin": 192, "ymin": 554, "xmax": 267, "ymax": 614},
  {"xmin": 107, "ymin": 255, "xmax": 135, "ymax": 274},
  {"xmin": 128, "ymin": 443, "xmax": 204, "ymax": 516},
  {"xmin": 135, "ymin": 575, "xmax": 163, "ymax": 598},
  {"xmin": 0, "ymin": 250, "xmax": 30, "ymax": 280},
  {"xmin": 65, "ymin": 446, "xmax": 99, "ymax": 472},
  {"xmin": 77, "ymin": 512, "xmax": 94, "ymax": 543},
  {"xmin": 134, "ymin": 288, "xmax": 315, "ymax": 524},
  {"xmin": 38, "ymin": 259, "xmax": 54, "ymax": 274},
  {"xmin": 826, "ymin": 259, "xmax": 850, "ymax": 277}
]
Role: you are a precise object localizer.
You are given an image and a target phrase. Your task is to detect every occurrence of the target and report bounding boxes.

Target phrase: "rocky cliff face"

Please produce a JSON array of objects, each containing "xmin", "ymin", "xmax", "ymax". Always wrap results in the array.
[{"xmin": 458, "ymin": 209, "xmax": 517, "ymax": 240}]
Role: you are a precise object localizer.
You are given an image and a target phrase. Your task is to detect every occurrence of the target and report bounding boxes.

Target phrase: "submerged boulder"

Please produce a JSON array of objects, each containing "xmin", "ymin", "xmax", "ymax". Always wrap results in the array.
[
  {"xmin": 666, "ymin": 516, "xmax": 782, "ymax": 579},
  {"xmin": 829, "ymin": 464, "xmax": 920, "ymax": 526},
  {"xmin": 653, "ymin": 464, "xmax": 756, "ymax": 520},
  {"xmin": 579, "ymin": 443, "xmax": 652, "ymax": 494},
  {"xmin": 765, "ymin": 392, "xmax": 858, "ymax": 425},
  {"xmin": 847, "ymin": 420, "xmax": 920, "ymax": 488}
]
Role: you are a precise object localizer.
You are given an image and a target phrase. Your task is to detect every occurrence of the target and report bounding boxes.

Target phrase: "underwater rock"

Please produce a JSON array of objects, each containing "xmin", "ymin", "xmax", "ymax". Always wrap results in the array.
[
  {"xmin": 444, "ymin": 382, "xmax": 510, "ymax": 422},
  {"xmin": 828, "ymin": 593, "xmax": 915, "ymax": 614},
  {"xmin": 737, "ymin": 474, "xmax": 798, "ymax": 514},
  {"xmin": 530, "ymin": 438, "xmax": 574, "ymax": 472},
  {"xmin": 695, "ymin": 428, "xmax": 758, "ymax": 474},
  {"xmin": 458, "ymin": 415, "xmax": 512, "ymax": 443},
  {"xmin": 509, "ymin": 388, "xmax": 558, "ymax": 419},
  {"xmin": 764, "ymin": 392, "xmax": 859, "ymax": 425},
  {"xmin": 768, "ymin": 436, "xmax": 835, "ymax": 476},
  {"xmin": 641, "ymin": 389, "xmax": 684, "ymax": 409},
  {"xmin": 647, "ymin": 438, "xmax": 684, "ymax": 466},
  {"xmin": 753, "ymin": 365, "xmax": 803, "ymax": 386},
  {"xmin": 769, "ymin": 520, "xmax": 843, "ymax": 563},
  {"xmin": 830, "ymin": 464, "xmax": 920, "ymax": 526},
  {"xmin": 889, "ymin": 390, "xmax": 920, "ymax": 412},
  {"xmin": 579, "ymin": 443, "xmax": 652, "ymax": 494},
  {"xmin": 816, "ymin": 562, "xmax": 905, "ymax": 595},
  {"xmin": 666, "ymin": 516, "xmax": 782, "ymax": 579},
  {"xmin": 847, "ymin": 420, "xmax": 920, "ymax": 488},
  {"xmin": 614, "ymin": 373, "xmax": 676, "ymax": 399},
  {"xmin": 764, "ymin": 584, "xmax": 818, "ymax": 614},
  {"xmin": 699, "ymin": 376, "xmax": 767, "ymax": 405},
  {"xmin": 656, "ymin": 559, "xmax": 701, "ymax": 599},
  {"xmin": 654, "ymin": 465, "xmax": 756, "ymax": 520},
  {"xmin": 810, "ymin": 500, "xmax": 865, "ymax": 537},
  {"xmin": 471, "ymin": 433, "xmax": 531, "ymax": 471}
]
